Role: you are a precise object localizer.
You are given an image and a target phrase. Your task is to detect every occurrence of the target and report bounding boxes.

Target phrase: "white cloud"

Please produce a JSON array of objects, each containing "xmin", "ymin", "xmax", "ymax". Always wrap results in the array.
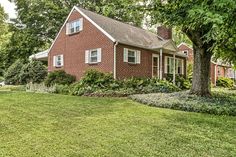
[{"xmin": 0, "ymin": 0, "xmax": 17, "ymax": 19}]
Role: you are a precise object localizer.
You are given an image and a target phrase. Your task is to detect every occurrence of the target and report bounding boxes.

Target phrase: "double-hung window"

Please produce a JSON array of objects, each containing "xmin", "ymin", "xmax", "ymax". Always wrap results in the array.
[
  {"xmin": 66, "ymin": 18, "xmax": 83, "ymax": 35},
  {"xmin": 124, "ymin": 48, "xmax": 141, "ymax": 64},
  {"xmin": 165, "ymin": 57, "xmax": 184, "ymax": 74},
  {"xmin": 53, "ymin": 55, "xmax": 64, "ymax": 67},
  {"xmin": 176, "ymin": 59, "xmax": 184, "ymax": 74},
  {"xmin": 85, "ymin": 48, "xmax": 102, "ymax": 64}
]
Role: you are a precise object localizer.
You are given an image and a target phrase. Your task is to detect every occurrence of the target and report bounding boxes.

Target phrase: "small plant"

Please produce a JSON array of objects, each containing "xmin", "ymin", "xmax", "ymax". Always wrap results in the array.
[
  {"xmin": 44, "ymin": 70, "xmax": 76, "ymax": 86},
  {"xmin": 216, "ymin": 77, "xmax": 234, "ymax": 88},
  {"xmin": 26, "ymin": 83, "xmax": 56, "ymax": 93}
]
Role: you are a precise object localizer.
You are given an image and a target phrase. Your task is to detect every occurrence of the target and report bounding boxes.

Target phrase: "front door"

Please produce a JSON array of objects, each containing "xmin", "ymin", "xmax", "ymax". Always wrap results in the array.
[{"xmin": 152, "ymin": 54, "xmax": 159, "ymax": 78}]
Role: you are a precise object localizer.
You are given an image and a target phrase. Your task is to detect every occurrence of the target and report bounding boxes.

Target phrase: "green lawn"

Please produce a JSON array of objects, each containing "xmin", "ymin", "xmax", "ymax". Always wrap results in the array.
[{"xmin": 0, "ymin": 92, "xmax": 235, "ymax": 157}]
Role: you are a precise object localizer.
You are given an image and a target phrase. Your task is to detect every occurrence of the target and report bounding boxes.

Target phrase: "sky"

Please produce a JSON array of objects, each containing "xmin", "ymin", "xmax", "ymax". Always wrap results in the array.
[{"xmin": 0, "ymin": 0, "xmax": 17, "ymax": 19}]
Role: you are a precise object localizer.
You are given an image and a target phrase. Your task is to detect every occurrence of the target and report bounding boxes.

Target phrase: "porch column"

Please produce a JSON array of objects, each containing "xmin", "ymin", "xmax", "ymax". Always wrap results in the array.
[
  {"xmin": 160, "ymin": 48, "xmax": 163, "ymax": 79},
  {"xmin": 173, "ymin": 53, "xmax": 176, "ymax": 85}
]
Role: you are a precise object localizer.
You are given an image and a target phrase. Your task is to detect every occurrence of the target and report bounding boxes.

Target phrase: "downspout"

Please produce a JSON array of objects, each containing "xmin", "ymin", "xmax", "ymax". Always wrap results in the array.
[
  {"xmin": 113, "ymin": 42, "xmax": 118, "ymax": 79},
  {"xmin": 173, "ymin": 53, "xmax": 176, "ymax": 85}
]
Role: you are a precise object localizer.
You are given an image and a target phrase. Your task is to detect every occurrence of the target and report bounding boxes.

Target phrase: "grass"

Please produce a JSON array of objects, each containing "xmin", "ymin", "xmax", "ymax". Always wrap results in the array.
[
  {"xmin": 0, "ymin": 91, "xmax": 235, "ymax": 157},
  {"xmin": 130, "ymin": 88, "xmax": 236, "ymax": 116}
]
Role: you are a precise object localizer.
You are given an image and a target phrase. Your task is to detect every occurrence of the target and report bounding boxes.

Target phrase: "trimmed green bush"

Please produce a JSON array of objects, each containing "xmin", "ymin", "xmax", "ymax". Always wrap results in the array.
[
  {"xmin": 4, "ymin": 60, "xmax": 24, "ymax": 85},
  {"xmin": 19, "ymin": 60, "xmax": 47, "ymax": 84},
  {"xmin": 216, "ymin": 77, "xmax": 234, "ymax": 88},
  {"xmin": 44, "ymin": 70, "xmax": 76, "ymax": 86}
]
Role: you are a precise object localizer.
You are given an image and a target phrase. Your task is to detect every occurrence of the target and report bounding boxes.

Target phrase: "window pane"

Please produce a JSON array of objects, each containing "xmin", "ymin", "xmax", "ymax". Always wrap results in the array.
[
  {"xmin": 128, "ymin": 50, "xmax": 135, "ymax": 57},
  {"xmin": 128, "ymin": 50, "xmax": 136, "ymax": 63},
  {"xmin": 90, "ymin": 56, "xmax": 97, "ymax": 63},
  {"xmin": 90, "ymin": 50, "xmax": 97, "ymax": 57},
  {"xmin": 90, "ymin": 50, "xmax": 98, "ymax": 63},
  {"xmin": 56, "ymin": 56, "xmax": 61, "ymax": 66},
  {"xmin": 128, "ymin": 57, "xmax": 135, "ymax": 63}
]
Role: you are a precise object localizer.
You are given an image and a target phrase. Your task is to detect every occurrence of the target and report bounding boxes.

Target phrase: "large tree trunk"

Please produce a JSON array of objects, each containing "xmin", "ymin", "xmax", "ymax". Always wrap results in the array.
[{"xmin": 190, "ymin": 44, "xmax": 212, "ymax": 96}]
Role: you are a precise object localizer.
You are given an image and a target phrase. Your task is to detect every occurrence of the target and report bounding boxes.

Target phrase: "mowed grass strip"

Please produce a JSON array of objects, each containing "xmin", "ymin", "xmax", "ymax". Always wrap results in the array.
[{"xmin": 0, "ymin": 91, "xmax": 235, "ymax": 157}]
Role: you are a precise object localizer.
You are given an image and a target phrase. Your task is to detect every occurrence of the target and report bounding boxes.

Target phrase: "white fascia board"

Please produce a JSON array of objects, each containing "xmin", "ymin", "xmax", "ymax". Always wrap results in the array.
[
  {"xmin": 74, "ymin": 7, "xmax": 116, "ymax": 42},
  {"xmin": 177, "ymin": 42, "xmax": 193, "ymax": 50}
]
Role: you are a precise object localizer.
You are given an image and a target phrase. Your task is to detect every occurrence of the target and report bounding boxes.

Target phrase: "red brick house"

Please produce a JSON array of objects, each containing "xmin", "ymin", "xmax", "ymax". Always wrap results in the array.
[
  {"xmin": 178, "ymin": 43, "xmax": 236, "ymax": 85},
  {"xmin": 45, "ymin": 6, "xmax": 187, "ymax": 82}
]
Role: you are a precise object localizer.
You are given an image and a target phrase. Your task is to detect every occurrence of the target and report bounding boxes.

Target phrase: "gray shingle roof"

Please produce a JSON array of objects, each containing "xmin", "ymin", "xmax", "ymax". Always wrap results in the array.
[{"xmin": 78, "ymin": 7, "xmax": 168, "ymax": 50}]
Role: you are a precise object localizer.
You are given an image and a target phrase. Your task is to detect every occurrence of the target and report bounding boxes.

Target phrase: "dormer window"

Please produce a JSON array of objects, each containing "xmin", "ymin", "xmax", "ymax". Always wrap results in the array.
[{"xmin": 66, "ymin": 18, "xmax": 83, "ymax": 35}]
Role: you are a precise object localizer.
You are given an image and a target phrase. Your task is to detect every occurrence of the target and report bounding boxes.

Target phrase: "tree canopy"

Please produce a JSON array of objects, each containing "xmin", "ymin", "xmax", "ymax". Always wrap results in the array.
[{"xmin": 146, "ymin": 0, "xmax": 236, "ymax": 95}]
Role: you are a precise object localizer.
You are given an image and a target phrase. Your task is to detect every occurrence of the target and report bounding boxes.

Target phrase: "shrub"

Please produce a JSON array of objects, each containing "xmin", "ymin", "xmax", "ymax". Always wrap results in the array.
[
  {"xmin": 80, "ymin": 69, "xmax": 115, "ymax": 89},
  {"xmin": 44, "ymin": 70, "xmax": 76, "ymax": 86},
  {"xmin": 19, "ymin": 60, "xmax": 47, "ymax": 84},
  {"xmin": 70, "ymin": 70, "xmax": 180, "ymax": 96},
  {"xmin": 166, "ymin": 74, "xmax": 191, "ymax": 90},
  {"xmin": 0, "ymin": 76, "xmax": 4, "ymax": 82},
  {"xmin": 54, "ymin": 84, "xmax": 71, "ymax": 95},
  {"xmin": 216, "ymin": 77, "xmax": 234, "ymax": 88},
  {"xmin": 4, "ymin": 60, "xmax": 24, "ymax": 85}
]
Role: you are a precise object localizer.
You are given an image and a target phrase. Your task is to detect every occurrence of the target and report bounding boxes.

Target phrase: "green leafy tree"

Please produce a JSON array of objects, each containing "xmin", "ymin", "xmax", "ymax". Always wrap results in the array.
[
  {"xmin": 147, "ymin": 0, "xmax": 236, "ymax": 96},
  {"xmin": 0, "ymin": 5, "xmax": 11, "ymax": 76},
  {"xmin": 4, "ymin": 59, "xmax": 24, "ymax": 85},
  {"xmin": 19, "ymin": 60, "xmax": 47, "ymax": 84}
]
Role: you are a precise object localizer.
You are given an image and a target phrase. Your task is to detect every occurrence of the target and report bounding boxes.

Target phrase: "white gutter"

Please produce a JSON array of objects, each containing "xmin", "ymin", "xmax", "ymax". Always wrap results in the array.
[{"xmin": 113, "ymin": 42, "xmax": 118, "ymax": 79}]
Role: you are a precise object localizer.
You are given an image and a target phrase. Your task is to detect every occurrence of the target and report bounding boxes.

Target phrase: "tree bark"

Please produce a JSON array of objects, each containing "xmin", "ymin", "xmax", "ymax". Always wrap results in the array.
[{"xmin": 190, "ymin": 44, "xmax": 212, "ymax": 96}]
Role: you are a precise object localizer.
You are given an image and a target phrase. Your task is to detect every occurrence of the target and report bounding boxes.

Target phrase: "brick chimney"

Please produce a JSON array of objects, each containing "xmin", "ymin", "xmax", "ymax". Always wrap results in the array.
[{"xmin": 157, "ymin": 26, "xmax": 172, "ymax": 40}]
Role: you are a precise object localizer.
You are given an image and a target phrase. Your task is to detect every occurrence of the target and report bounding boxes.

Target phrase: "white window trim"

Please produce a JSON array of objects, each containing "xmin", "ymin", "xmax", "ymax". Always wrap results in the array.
[
  {"xmin": 66, "ymin": 18, "xmax": 83, "ymax": 35},
  {"xmin": 53, "ymin": 54, "xmax": 64, "ymax": 67},
  {"xmin": 124, "ymin": 48, "xmax": 141, "ymax": 64},
  {"xmin": 85, "ymin": 48, "xmax": 102, "ymax": 64},
  {"xmin": 165, "ymin": 56, "xmax": 184, "ymax": 75}
]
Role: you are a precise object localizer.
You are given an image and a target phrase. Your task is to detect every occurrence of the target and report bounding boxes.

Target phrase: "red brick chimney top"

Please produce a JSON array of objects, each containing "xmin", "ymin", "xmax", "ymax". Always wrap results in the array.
[{"xmin": 157, "ymin": 26, "xmax": 172, "ymax": 40}]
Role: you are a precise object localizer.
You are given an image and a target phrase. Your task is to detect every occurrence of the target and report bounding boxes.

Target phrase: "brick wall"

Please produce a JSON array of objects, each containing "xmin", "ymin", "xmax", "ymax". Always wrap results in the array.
[
  {"xmin": 48, "ymin": 10, "xmax": 114, "ymax": 80},
  {"xmin": 178, "ymin": 44, "xmax": 194, "ymax": 63},
  {"xmin": 116, "ymin": 44, "xmax": 187, "ymax": 79}
]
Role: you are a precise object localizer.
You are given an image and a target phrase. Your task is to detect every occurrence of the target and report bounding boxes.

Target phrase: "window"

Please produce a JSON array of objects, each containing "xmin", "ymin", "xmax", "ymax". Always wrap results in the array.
[
  {"xmin": 85, "ymin": 48, "xmax": 102, "ymax": 64},
  {"xmin": 176, "ymin": 59, "xmax": 184, "ymax": 74},
  {"xmin": 90, "ymin": 50, "xmax": 98, "ymax": 63},
  {"xmin": 166, "ymin": 57, "xmax": 174, "ymax": 74},
  {"xmin": 66, "ymin": 18, "xmax": 83, "ymax": 35},
  {"xmin": 124, "ymin": 48, "xmax": 141, "ymax": 64},
  {"xmin": 128, "ymin": 50, "xmax": 136, "ymax": 63},
  {"xmin": 183, "ymin": 50, "xmax": 188, "ymax": 56},
  {"xmin": 53, "ymin": 55, "xmax": 64, "ymax": 67},
  {"xmin": 165, "ymin": 57, "xmax": 184, "ymax": 74}
]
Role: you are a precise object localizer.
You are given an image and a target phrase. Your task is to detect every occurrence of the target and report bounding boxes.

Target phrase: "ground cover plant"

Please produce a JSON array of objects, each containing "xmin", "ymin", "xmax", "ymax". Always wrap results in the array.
[
  {"xmin": 0, "ymin": 91, "xmax": 235, "ymax": 156},
  {"xmin": 130, "ymin": 88, "xmax": 236, "ymax": 116}
]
